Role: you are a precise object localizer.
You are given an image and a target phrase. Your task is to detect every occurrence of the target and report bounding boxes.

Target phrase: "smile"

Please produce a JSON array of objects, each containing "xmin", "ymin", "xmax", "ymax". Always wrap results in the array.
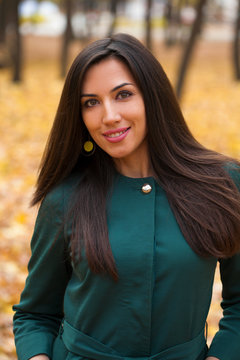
[
  {"xmin": 107, "ymin": 129, "xmax": 128, "ymax": 138},
  {"xmin": 103, "ymin": 127, "xmax": 131, "ymax": 143}
]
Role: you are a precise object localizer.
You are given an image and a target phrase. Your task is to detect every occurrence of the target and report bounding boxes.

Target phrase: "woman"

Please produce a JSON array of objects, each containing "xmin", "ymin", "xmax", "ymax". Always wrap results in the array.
[{"xmin": 13, "ymin": 33, "xmax": 240, "ymax": 360}]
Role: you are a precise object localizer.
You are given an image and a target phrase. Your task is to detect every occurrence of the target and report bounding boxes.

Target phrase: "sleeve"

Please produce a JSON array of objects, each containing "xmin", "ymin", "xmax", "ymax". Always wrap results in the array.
[
  {"xmin": 207, "ymin": 164, "xmax": 240, "ymax": 360},
  {"xmin": 12, "ymin": 185, "xmax": 72, "ymax": 360},
  {"xmin": 207, "ymin": 255, "xmax": 240, "ymax": 360}
]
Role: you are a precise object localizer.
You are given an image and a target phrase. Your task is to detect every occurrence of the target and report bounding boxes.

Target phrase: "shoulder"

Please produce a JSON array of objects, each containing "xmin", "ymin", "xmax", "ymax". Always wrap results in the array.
[{"xmin": 40, "ymin": 171, "xmax": 82, "ymax": 216}]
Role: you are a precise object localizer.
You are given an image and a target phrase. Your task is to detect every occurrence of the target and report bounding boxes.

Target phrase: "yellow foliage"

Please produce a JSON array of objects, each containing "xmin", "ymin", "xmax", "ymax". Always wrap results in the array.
[{"xmin": 14, "ymin": 213, "xmax": 27, "ymax": 225}]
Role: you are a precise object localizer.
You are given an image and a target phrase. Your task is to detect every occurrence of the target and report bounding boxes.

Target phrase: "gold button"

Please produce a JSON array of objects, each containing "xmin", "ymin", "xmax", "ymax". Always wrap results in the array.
[{"xmin": 141, "ymin": 183, "xmax": 152, "ymax": 194}]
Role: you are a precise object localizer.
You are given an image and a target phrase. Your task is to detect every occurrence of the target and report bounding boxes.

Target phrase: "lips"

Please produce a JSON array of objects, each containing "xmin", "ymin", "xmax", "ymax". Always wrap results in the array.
[
  {"xmin": 103, "ymin": 127, "xmax": 131, "ymax": 143},
  {"xmin": 103, "ymin": 127, "xmax": 130, "ymax": 138}
]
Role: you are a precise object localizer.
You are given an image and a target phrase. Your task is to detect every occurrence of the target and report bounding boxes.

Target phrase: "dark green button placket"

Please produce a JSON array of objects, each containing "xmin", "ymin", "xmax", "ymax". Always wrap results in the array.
[
  {"xmin": 108, "ymin": 175, "xmax": 156, "ymax": 355},
  {"xmin": 138, "ymin": 178, "xmax": 156, "ymax": 355}
]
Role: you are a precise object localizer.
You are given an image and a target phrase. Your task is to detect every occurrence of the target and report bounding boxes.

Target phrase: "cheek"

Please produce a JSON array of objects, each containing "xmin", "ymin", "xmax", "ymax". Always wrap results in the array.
[
  {"xmin": 132, "ymin": 100, "xmax": 146, "ymax": 124},
  {"xmin": 82, "ymin": 112, "xmax": 99, "ymax": 133},
  {"xmin": 82, "ymin": 119, "xmax": 103, "ymax": 144},
  {"xmin": 136, "ymin": 111, "xmax": 147, "ymax": 132},
  {"xmin": 85, "ymin": 129, "xmax": 102, "ymax": 146}
]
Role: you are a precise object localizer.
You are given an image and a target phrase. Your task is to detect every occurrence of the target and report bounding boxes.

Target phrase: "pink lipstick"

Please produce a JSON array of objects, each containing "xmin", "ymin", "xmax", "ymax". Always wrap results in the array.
[{"xmin": 103, "ymin": 127, "xmax": 130, "ymax": 143}]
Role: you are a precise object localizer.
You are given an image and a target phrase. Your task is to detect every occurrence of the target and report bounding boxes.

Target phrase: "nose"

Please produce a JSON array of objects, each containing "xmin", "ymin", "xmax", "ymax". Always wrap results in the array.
[{"xmin": 102, "ymin": 100, "xmax": 121, "ymax": 125}]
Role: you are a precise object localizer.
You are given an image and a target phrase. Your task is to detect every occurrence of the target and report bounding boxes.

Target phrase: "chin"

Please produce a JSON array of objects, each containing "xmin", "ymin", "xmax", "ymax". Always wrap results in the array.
[
  {"xmin": 103, "ymin": 148, "xmax": 129, "ymax": 159},
  {"xmin": 109, "ymin": 152, "xmax": 129, "ymax": 159}
]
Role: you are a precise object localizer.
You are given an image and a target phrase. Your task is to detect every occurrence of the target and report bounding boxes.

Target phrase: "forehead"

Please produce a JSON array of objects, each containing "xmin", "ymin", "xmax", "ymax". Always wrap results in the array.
[{"xmin": 81, "ymin": 58, "xmax": 136, "ymax": 93}]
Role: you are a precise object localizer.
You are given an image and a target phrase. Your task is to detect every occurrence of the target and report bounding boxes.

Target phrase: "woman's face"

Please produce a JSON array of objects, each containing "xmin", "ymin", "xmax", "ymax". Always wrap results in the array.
[{"xmin": 81, "ymin": 57, "xmax": 148, "ymax": 165}]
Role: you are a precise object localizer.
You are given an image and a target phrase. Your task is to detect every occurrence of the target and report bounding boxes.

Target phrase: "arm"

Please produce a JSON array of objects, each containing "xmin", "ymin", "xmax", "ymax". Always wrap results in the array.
[
  {"xmin": 13, "ymin": 186, "xmax": 72, "ymax": 360},
  {"xmin": 206, "ymin": 165, "xmax": 240, "ymax": 360},
  {"xmin": 206, "ymin": 253, "xmax": 240, "ymax": 360},
  {"xmin": 29, "ymin": 356, "xmax": 49, "ymax": 360}
]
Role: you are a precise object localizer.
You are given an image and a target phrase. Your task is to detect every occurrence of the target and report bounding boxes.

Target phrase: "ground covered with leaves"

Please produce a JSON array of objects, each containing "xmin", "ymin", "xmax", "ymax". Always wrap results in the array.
[{"xmin": 0, "ymin": 39, "xmax": 240, "ymax": 359}]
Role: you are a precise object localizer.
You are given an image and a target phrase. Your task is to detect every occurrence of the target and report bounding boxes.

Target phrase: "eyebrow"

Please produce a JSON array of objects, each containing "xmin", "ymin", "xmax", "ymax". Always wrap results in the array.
[{"xmin": 80, "ymin": 82, "xmax": 134, "ymax": 98}]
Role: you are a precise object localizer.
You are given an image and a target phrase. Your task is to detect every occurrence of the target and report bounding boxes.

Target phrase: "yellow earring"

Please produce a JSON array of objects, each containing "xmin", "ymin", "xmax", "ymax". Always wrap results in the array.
[
  {"xmin": 83, "ymin": 140, "xmax": 94, "ymax": 152},
  {"xmin": 83, "ymin": 140, "xmax": 95, "ymax": 155}
]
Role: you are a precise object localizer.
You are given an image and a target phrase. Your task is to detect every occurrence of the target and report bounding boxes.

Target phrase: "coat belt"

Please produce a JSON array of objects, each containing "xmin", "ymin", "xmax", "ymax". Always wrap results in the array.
[{"xmin": 61, "ymin": 320, "xmax": 207, "ymax": 360}]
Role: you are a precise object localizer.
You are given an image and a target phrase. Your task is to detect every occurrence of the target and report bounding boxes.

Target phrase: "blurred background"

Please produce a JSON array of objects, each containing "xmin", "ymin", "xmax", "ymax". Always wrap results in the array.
[{"xmin": 0, "ymin": 0, "xmax": 240, "ymax": 358}]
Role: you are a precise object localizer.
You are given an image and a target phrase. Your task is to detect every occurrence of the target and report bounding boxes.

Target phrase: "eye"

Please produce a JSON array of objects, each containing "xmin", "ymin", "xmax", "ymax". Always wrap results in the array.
[
  {"xmin": 117, "ymin": 90, "xmax": 132, "ymax": 100},
  {"xmin": 84, "ymin": 98, "xmax": 99, "ymax": 108}
]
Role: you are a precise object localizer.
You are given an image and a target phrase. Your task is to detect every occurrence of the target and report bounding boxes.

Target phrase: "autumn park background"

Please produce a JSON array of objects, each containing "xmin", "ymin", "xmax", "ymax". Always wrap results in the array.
[{"xmin": 1, "ymin": 0, "xmax": 240, "ymax": 359}]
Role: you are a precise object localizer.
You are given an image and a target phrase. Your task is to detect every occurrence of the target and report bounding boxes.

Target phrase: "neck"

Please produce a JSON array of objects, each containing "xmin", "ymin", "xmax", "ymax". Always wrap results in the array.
[{"xmin": 113, "ymin": 150, "xmax": 154, "ymax": 179}]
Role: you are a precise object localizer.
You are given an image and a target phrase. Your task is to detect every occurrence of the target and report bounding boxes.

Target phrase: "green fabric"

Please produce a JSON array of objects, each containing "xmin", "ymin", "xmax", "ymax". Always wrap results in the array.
[
  {"xmin": 60, "ymin": 318, "xmax": 207, "ymax": 360},
  {"xmin": 13, "ymin": 169, "xmax": 240, "ymax": 360}
]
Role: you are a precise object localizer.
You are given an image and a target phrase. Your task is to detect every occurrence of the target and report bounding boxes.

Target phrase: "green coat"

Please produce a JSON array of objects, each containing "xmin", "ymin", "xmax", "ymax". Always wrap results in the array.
[{"xmin": 13, "ymin": 170, "xmax": 240, "ymax": 360}]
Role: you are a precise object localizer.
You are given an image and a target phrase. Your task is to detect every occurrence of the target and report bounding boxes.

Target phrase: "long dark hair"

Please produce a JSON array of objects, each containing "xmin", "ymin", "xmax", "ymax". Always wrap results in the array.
[{"xmin": 32, "ymin": 33, "xmax": 240, "ymax": 281}]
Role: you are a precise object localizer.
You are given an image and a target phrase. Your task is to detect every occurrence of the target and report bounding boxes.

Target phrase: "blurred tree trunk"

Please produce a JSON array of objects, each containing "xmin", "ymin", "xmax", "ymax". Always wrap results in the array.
[
  {"xmin": 176, "ymin": 0, "xmax": 207, "ymax": 98},
  {"xmin": 164, "ymin": 0, "xmax": 184, "ymax": 46},
  {"xmin": 108, "ymin": 0, "xmax": 118, "ymax": 37},
  {"xmin": 61, "ymin": 0, "xmax": 73, "ymax": 78},
  {"xmin": 0, "ymin": 0, "xmax": 7, "ymax": 43},
  {"xmin": 11, "ymin": 0, "xmax": 22, "ymax": 82},
  {"xmin": 145, "ymin": 0, "xmax": 153, "ymax": 50},
  {"xmin": 175, "ymin": 0, "xmax": 184, "ymax": 26},
  {"xmin": 164, "ymin": 0, "xmax": 174, "ymax": 46},
  {"xmin": 233, "ymin": 0, "xmax": 240, "ymax": 79}
]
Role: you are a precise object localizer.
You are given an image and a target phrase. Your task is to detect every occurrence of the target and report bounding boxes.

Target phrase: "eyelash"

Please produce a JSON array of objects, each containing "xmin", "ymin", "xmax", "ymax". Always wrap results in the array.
[
  {"xmin": 117, "ymin": 90, "xmax": 133, "ymax": 99},
  {"xmin": 83, "ymin": 90, "xmax": 133, "ymax": 108},
  {"xmin": 84, "ymin": 99, "xmax": 98, "ymax": 108}
]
